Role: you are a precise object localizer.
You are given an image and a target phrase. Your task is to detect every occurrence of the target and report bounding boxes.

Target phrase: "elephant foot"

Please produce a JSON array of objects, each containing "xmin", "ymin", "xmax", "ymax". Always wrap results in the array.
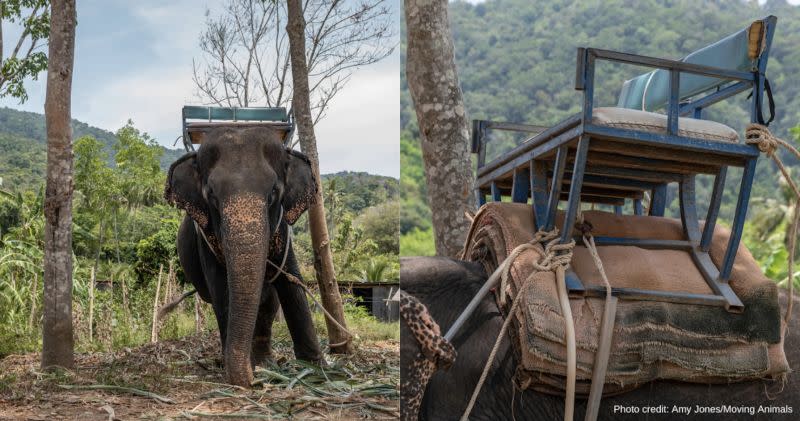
[
  {"xmin": 251, "ymin": 336, "xmax": 273, "ymax": 368},
  {"xmin": 250, "ymin": 352, "xmax": 275, "ymax": 369},
  {"xmin": 225, "ymin": 349, "xmax": 254, "ymax": 387}
]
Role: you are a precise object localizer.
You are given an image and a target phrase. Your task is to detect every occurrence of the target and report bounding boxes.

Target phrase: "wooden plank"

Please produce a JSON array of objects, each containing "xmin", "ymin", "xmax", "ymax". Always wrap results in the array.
[
  {"xmin": 583, "ymin": 164, "xmax": 683, "ymax": 183},
  {"xmin": 589, "ymin": 139, "xmax": 737, "ymax": 168},
  {"xmin": 583, "ymin": 151, "xmax": 719, "ymax": 175},
  {"xmin": 584, "ymin": 124, "xmax": 759, "ymax": 160},
  {"xmin": 559, "ymin": 186, "xmax": 643, "ymax": 199}
]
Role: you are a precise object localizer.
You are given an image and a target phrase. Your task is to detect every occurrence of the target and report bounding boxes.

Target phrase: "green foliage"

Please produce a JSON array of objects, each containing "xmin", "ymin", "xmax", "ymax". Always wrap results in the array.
[
  {"xmin": 356, "ymin": 200, "xmax": 399, "ymax": 255},
  {"xmin": 0, "ymin": 107, "xmax": 184, "ymax": 192},
  {"xmin": 134, "ymin": 219, "xmax": 181, "ymax": 284},
  {"xmin": 400, "ymin": 228, "xmax": 435, "ymax": 257},
  {"xmin": 0, "ymin": 0, "xmax": 50, "ymax": 102},
  {"xmin": 114, "ymin": 122, "xmax": 165, "ymax": 208}
]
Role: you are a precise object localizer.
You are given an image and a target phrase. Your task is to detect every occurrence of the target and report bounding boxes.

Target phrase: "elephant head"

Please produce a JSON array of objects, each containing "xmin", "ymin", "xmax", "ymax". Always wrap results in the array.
[{"xmin": 165, "ymin": 127, "xmax": 316, "ymax": 386}]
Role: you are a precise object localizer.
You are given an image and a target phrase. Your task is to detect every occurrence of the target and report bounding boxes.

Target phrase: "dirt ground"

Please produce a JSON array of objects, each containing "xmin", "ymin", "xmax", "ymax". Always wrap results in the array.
[{"xmin": 0, "ymin": 335, "xmax": 399, "ymax": 420}]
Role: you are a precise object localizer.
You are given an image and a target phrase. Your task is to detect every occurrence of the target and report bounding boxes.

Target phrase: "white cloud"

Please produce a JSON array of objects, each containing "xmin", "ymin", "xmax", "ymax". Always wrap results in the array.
[
  {"xmin": 79, "ymin": 65, "xmax": 194, "ymax": 142},
  {"xmin": 315, "ymin": 58, "xmax": 400, "ymax": 178}
]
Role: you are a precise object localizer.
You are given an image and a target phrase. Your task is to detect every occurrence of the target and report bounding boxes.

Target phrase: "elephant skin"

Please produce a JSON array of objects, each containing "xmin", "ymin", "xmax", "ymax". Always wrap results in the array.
[
  {"xmin": 166, "ymin": 127, "xmax": 322, "ymax": 387},
  {"xmin": 401, "ymin": 256, "xmax": 800, "ymax": 421}
]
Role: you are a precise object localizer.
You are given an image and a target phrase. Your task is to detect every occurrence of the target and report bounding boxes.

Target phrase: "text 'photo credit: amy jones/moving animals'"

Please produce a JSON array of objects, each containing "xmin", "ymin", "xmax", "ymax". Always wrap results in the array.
[
  {"xmin": 400, "ymin": 1, "xmax": 800, "ymax": 421},
  {"xmin": 0, "ymin": 0, "xmax": 401, "ymax": 419}
]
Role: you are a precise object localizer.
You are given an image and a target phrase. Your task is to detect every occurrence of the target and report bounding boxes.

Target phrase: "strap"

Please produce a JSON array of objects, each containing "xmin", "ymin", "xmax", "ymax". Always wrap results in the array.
[
  {"xmin": 750, "ymin": 76, "xmax": 775, "ymax": 126},
  {"xmin": 192, "ymin": 205, "xmax": 291, "ymax": 282}
]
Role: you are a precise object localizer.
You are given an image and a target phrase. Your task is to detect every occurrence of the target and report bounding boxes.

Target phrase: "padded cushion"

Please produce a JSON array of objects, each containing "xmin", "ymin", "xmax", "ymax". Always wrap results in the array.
[
  {"xmin": 617, "ymin": 19, "xmax": 768, "ymax": 111},
  {"xmin": 592, "ymin": 107, "xmax": 739, "ymax": 142}
]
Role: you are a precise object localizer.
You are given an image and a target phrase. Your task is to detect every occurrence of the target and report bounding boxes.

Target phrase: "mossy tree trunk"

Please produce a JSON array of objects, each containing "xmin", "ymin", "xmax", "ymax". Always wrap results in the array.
[
  {"xmin": 41, "ymin": 0, "xmax": 77, "ymax": 370},
  {"xmin": 405, "ymin": 0, "xmax": 475, "ymax": 257}
]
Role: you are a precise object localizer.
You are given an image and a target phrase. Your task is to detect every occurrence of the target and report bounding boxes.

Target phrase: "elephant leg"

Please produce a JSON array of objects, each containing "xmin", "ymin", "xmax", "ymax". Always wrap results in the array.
[
  {"xmin": 197, "ymin": 234, "xmax": 230, "ymax": 353},
  {"xmin": 178, "ymin": 215, "xmax": 212, "ymax": 303},
  {"xmin": 251, "ymin": 284, "xmax": 279, "ymax": 367},
  {"xmin": 274, "ymin": 250, "xmax": 323, "ymax": 362}
]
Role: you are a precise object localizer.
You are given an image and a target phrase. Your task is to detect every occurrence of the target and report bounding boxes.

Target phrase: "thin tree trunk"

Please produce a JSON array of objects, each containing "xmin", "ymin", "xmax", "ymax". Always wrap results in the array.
[
  {"xmin": 286, "ymin": 0, "xmax": 352, "ymax": 354},
  {"xmin": 93, "ymin": 218, "xmax": 105, "ymax": 275},
  {"xmin": 405, "ymin": 0, "xmax": 475, "ymax": 257},
  {"xmin": 29, "ymin": 273, "xmax": 38, "ymax": 329},
  {"xmin": 194, "ymin": 295, "xmax": 202, "ymax": 334},
  {"xmin": 113, "ymin": 209, "xmax": 121, "ymax": 263},
  {"xmin": 150, "ymin": 265, "xmax": 163, "ymax": 343},
  {"xmin": 88, "ymin": 267, "xmax": 95, "ymax": 343},
  {"xmin": 121, "ymin": 274, "xmax": 131, "ymax": 326},
  {"xmin": 41, "ymin": 0, "xmax": 77, "ymax": 370}
]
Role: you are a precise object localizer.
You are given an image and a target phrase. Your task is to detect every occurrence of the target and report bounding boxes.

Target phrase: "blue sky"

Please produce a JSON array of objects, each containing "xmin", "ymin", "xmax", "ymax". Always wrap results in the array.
[{"xmin": 0, "ymin": 1, "xmax": 400, "ymax": 178}]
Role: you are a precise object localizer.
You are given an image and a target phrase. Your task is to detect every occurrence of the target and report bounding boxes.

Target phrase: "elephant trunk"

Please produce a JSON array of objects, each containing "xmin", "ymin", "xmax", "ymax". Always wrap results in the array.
[{"xmin": 220, "ymin": 192, "xmax": 270, "ymax": 387}]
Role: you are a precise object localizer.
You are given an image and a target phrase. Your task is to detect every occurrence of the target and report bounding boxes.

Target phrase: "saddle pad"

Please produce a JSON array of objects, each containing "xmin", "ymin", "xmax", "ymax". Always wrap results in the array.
[
  {"xmin": 462, "ymin": 202, "xmax": 788, "ymax": 396},
  {"xmin": 592, "ymin": 107, "xmax": 739, "ymax": 142}
]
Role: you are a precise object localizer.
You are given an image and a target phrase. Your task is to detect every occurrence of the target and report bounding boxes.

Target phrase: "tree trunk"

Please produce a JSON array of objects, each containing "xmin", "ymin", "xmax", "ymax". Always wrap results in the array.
[
  {"xmin": 150, "ymin": 264, "xmax": 163, "ymax": 343},
  {"xmin": 286, "ymin": 0, "xmax": 352, "ymax": 354},
  {"xmin": 41, "ymin": 0, "xmax": 77, "ymax": 370},
  {"xmin": 405, "ymin": 0, "xmax": 475, "ymax": 257}
]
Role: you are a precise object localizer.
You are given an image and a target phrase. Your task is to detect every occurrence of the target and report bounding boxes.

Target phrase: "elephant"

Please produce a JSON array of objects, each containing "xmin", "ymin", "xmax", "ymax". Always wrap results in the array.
[
  {"xmin": 165, "ymin": 127, "xmax": 322, "ymax": 387},
  {"xmin": 401, "ymin": 256, "xmax": 800, "ymax": 421}
]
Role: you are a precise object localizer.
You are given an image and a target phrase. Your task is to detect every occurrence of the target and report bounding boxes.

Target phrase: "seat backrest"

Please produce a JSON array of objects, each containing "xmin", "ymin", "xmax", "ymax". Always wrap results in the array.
[
  {"xmin": 617, "ymin": 17, "xmax": 774, "ymax": 111},
  {"xmin": 183, "ymin": 106, "xmax": 288, "ymax": 122}
]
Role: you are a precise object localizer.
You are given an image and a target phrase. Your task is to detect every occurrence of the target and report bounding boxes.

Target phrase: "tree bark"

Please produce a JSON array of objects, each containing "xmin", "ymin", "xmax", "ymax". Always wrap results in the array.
[
  {"xmin": 41, "ymin": 0, "xmax": 77, "ymax": 370},
  {"xmin": 286, "ymin": 0, "xmax": 352, "ymax": 354},
  {"xmin": 405, "ymin": 0, "xmax": 475, "ymax": 257}
]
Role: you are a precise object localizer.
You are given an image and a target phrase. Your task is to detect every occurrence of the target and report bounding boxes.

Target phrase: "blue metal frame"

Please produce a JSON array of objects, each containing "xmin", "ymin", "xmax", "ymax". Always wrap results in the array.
[
  {"xmin": 469, "ymin": 16, "xmax": 777, "ymax": 312},
  {"xmin": 181, "ymin": 105, "xmax": 294, "ymax": 150}
]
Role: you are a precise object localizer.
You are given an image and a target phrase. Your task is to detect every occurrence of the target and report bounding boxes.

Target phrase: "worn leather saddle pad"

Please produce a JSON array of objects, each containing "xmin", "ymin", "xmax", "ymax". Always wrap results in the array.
[{"xmin": 462, "ymin": 202, "xmax": 789, "ymax": 397}]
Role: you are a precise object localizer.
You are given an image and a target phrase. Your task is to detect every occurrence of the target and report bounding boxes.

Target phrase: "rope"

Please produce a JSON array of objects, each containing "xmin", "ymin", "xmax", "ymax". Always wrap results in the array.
[
  {"xmin": 461, "ymin": 229, "xmax": 575, "ymax": 421},
  {"xmin": 577, "ymin": 210, "xmax": 618, "ymax": 421},
  {"xmin": 192, "ymin": 207, "xmax": 355, "ymax": 348},
  {"xmin": 264, "ymin": 256, "xmax": 356, "ymax": 347},
  {"xmin": 745, "ymin": 124, "xmax": 797, "ymax": 333}
]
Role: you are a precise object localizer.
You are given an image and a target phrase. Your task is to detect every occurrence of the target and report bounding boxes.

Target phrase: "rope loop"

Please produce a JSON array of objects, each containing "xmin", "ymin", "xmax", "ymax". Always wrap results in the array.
[
  {"xmin": 746, "ymin": 123, "xmax": 779, "ymax": 157},
  {"xmin": 498, "ymin": 228, "xmax": 574, "ymax": 307}
]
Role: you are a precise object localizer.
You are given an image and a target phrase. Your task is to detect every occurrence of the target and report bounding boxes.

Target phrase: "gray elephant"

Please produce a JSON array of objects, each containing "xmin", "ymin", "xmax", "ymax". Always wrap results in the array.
[
  {"xmin": 401, "ymin": 257, "xmax": 800, "ymax": 420},
  {"xmin": 165, "ymin": 127, "xmax": 322, "ymax": 387}
]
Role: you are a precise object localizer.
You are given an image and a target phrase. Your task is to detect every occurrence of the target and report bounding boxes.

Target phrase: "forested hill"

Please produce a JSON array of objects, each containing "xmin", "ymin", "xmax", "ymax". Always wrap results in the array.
[
  {"xmin": 400, "ymin": 0, "xmax": 800, "ymax": 255},
  {"xmin": 0, "ymin": 107, "xmax": 184, "ymax": 190},
  {"xmin": 402, "ymin": 0, "xmax": 800, "ymax": 136}
]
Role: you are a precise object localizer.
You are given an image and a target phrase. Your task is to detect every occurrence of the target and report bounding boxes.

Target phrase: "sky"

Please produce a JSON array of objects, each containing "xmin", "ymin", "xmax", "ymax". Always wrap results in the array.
[{"xmin": 0, "ymin": 0, "xmax": 401, "ymax": 178}]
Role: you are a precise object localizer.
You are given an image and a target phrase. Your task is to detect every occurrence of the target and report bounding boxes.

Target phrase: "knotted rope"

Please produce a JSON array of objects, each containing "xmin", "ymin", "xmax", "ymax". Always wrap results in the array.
[
  {"xmin": 400, "ymin": 291, "xmax": 456, "ymax": 421},
  {"xmin": 745, "ymin": 124, "xmax": 798, "ymax": 334},
  {"xmin": 461, "ymin": 228, "xmax": 575, "ymax": 421}
]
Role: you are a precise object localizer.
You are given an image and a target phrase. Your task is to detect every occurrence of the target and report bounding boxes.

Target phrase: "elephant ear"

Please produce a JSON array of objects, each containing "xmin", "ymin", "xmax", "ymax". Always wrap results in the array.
[
  {"xmin": 283, "ymin": 149, "xmax": 318, "ymax": 225},
  {"xmin": 165, "ymin": 153, "xmax": 210, "ymax": 230}
]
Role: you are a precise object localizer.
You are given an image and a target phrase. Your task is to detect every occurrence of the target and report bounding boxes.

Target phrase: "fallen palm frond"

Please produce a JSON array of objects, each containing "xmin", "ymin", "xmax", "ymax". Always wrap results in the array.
[{"xmin": 57, "ymin": 384, "xmax": 175, "ymax": 403}]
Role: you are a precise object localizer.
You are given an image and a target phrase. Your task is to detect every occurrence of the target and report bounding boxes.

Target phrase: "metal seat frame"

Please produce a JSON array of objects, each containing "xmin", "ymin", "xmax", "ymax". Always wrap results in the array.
[
  {"xmin": 181, "ymin": 106, "xmax": 294, "ymax": 151},
  {"xmin": 471, "ymin": 16, "xmax": 777, "ymax": 313}
]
